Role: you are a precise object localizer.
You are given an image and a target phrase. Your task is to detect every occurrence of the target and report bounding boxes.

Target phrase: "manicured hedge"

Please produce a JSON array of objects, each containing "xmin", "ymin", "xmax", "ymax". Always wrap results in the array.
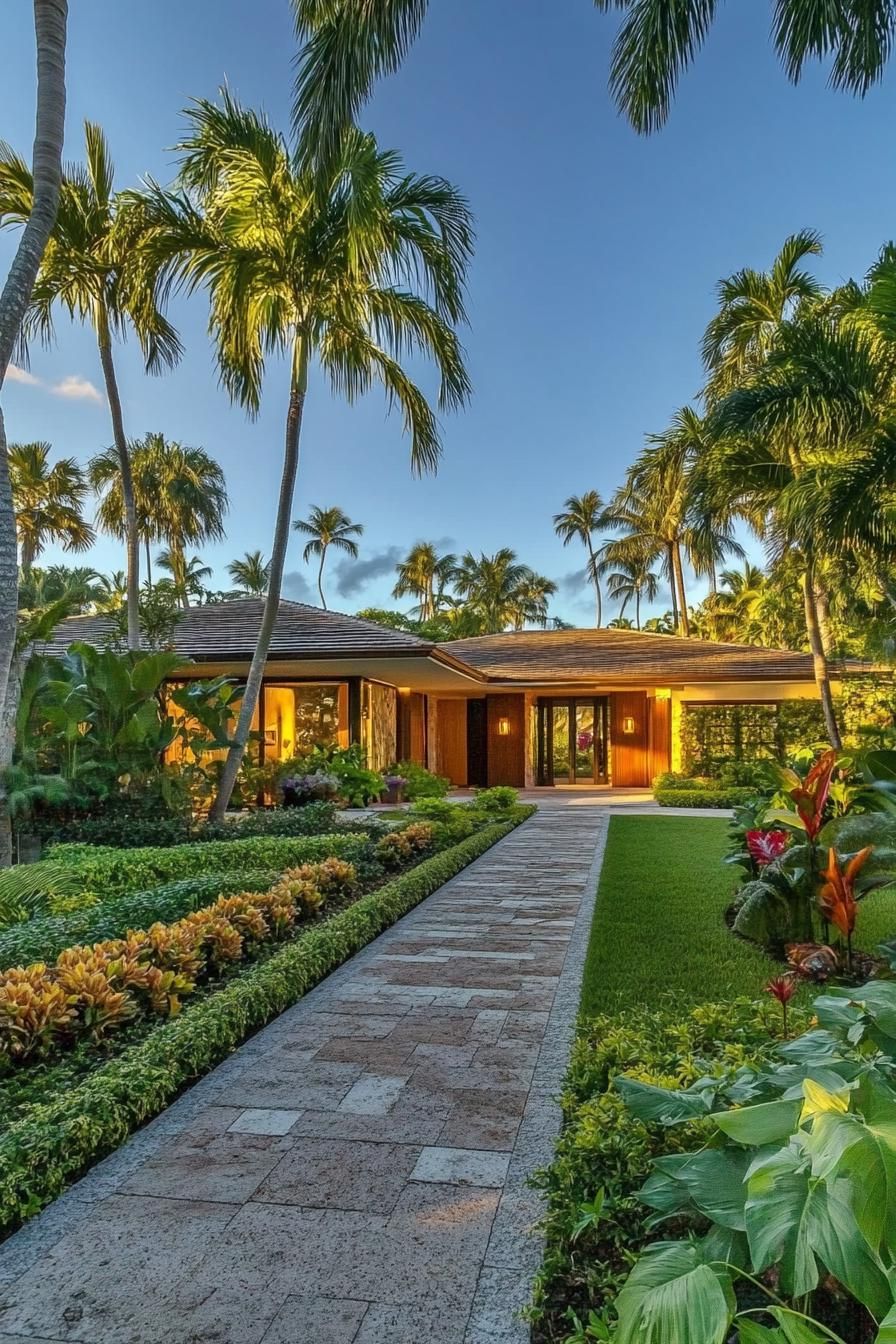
[
  {"xmin": 654, "ymin": 786, "xmax": 755, "ymax": 809},
  {"xmin": 0, "ymin": 811, "xmax": 532, "ymax": 1232},
  {"xmin": 2, "ymin": 832, "xmax": 373, "ymax": 910},
  {"xmin": 34, "ymin": 800, "xmax": 343, "ymax": 851},
  {"xmin": 0, "ymin": 871, "xmax": 279, "ymax": 969}
]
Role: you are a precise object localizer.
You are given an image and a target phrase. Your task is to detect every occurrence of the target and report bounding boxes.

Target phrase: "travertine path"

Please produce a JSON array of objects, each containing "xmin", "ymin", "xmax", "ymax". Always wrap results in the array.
[{"xmin": 0, "ymin": 804, "xmax": 608, "ymax": 1344}]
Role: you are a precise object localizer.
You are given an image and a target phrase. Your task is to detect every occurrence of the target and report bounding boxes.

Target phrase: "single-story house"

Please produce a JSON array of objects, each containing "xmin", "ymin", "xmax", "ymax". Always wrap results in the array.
[{"xmin": 44, "ymin": 598, "xmax": 869, "ymax": 789}]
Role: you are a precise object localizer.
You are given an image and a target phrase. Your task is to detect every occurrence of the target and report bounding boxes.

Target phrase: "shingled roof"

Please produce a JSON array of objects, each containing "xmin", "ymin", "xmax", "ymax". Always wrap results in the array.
[
  {"xmin": 41, "ymin": 598, "xmax": 436, "ymax": 661},
  {"xmin": 440, "ymin": 628, "xmax": 863, "ymax": 684}
]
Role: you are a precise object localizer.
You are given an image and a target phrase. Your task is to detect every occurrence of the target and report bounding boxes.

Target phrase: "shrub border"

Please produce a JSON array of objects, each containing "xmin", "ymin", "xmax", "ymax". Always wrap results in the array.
[
  {"xmin": 0, "ymin": 809, "xmax": 533, "ymax": 1237},
  {"xmin": 654, "ymin": 786, "xmax": 754, "ymax": 809}
]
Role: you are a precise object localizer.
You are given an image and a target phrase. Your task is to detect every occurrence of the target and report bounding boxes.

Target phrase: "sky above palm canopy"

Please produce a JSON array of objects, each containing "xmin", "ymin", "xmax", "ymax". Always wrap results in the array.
[{"xmin": 2, "ymin": 0, "xmax": 895, "ymax": 624}]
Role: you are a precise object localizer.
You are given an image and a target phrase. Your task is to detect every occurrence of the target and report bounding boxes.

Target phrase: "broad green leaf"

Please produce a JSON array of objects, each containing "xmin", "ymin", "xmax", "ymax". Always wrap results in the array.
[
  {"xmin": 745, "ymin": 1144, "xmax": 819, "ymax": 1298},
  {"xmin": 777, "ymin": 1030, "xmax": 843, "ymax": 1065},
  {"xmin": 767, "ymin": 1307, "xmax": 837, "ymax": 1343},
  {"xmin": 863, "ymin": 750, "xmax": 896, "ymax": 784},
  {"xmin": 701, "ymin": 1223, "xmax": 749, "ymax": 1269},
  {"xmin": 737, "ymin": 1322, "xmax": 784, "ymax": 1343},
  {"xmin": 875, "ymin": 1300, "xmax": 896, "ymax": 1343},
  {"xmin": 640, "ymin": 1150, "xmax": 750, "ymax": 1230},
  {"xmin": 732, "ymin": 880, "xmax": 794, "ymax": 945},
  {"xmin": 806, "ymin": 1108, "xmax": 896, "ymax": 1250},
  {"xmin": 799, "ymin": 1079, "xmax": 849, "ymax": 1124},
  {"xmin": 714, "ymin": 1098, "xmax": 802, "ymax": 1146},
  {"xmin": 614, "ymin": 1241, "xmax": 734, "ymax": 1344},
  {"xmin": 810, "ymin": 1177, "xmax": 892, "ymax": 1319},
  {"xmin": 614, "ymin": 1076, "xmax": 713, "ymax": 1125}
]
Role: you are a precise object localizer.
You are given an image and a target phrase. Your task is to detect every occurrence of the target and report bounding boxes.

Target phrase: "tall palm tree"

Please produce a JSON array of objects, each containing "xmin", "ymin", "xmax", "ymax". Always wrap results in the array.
[
  {"xmin": 594, "ymin": 2, "xmax": 896, "ymax": 134},
  {"xmin": 0, "ymin": 0, "xmax": 68, "ymax": 842},
  {"xmin": 293, "ymin": 504, "xmax": 363, "ymax": 608},
  {"xmin": 601, "ymin": 462, "xmax": 690, "ymax": 633},
  {"xmin": 451, "ymin": 549, "xmax": 552, "ymax": 633},
  {"xmin": 18, "ymin": 562, "xmax": 102, "ymax": 614},
  {"xmin": 90, "ymin": 434, "xmax": 227, "ymax": 592},
  {"xmin": 0, "ymin": 122, "xmax": 182, "ymax": 650},
  {"xmin": 227, "ymin": 550, "xmax": 270, "ymax": 596},
  {"xmin": 553, "ymin": 490, "xmax": 607, "ymax": 626},
  {"xmin": 156, "ymin": 549, "xmax": 213, "ymax": 609},
  {"xmin": 601, "ymin": 554, "xmax": 659, "ymax": 630},
  {"xmin": 131, "ymin": 93, "xmax": 471, "ymax": 819},
  {"xmin": 506, "ymin": 571, "xmax": 558, "ymax": 631},
  {"xmin": 9, "ymin": 440, "xmax": 93, "ymax": 574},
  {"xmin": 392, "ymin": 540, "xmax": 456, "ymax": 621}
]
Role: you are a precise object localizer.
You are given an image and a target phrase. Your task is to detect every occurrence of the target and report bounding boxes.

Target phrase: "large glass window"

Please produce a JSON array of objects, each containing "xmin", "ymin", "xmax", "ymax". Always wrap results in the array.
[{"xmin": 262, "ymin": 683, "xmax": 348, "ymax": 763}]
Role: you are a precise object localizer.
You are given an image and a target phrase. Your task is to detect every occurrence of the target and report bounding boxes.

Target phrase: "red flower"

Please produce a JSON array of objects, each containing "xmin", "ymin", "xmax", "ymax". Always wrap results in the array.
[
  {"xmin": 765, "ymin": 974, "xmax": 798, "ymax": 1005},
  {"xmin": 817, "ymin": 846, "xmax": 871, "ymax": 940},
  {"xmin": 746, "ymin": 829, "xmax": 789, "ymax": 867},
  {"xmin": 789, "ymin": 749, "xmax": 837, "ymax": 840}
]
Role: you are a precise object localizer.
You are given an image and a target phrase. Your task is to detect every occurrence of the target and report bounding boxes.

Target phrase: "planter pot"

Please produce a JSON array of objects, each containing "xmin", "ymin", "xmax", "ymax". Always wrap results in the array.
[{"xmin": 382, "ymin": 786, "xmax": 406, "ymax": 806}]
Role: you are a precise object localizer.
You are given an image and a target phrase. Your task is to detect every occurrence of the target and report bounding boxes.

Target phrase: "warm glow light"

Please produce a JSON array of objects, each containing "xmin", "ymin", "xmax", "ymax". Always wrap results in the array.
[
  {"xmin": 497, "ymin": 716, "xmax": 510, "ymax": 736},
  {"xmin": 622, "ymin": 716, "xmax": 636, "ymax": 735}
]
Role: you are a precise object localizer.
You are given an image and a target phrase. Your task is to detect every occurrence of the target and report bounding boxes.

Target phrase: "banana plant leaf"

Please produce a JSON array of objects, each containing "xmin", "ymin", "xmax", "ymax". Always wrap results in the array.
[
  {"xmin": 614, "ymin": 1076, "xmax": 717, "ymax": 1126},
  {"xmin": 613, "ymin": 1240, "xmax": 735, "ymax": 1344},
  {"xmin": 640, "ymin": 1149, "xmax": 751, "ymax": 1230}
]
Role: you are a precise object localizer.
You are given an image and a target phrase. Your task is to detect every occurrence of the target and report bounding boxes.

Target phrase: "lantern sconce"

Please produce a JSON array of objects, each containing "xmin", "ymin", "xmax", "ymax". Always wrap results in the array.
[
  {"xmin": 497, "ymin": 716, "xmax": 510, "ymax": 736},
  {"xmin": 622, "ymin": 715, "xmax": 636, "ymax": 735}
]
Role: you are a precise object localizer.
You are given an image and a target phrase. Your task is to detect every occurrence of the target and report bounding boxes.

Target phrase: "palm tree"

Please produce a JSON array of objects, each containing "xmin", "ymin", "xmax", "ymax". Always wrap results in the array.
[
  {"xmin": 0, "ymin": 122, "xmax": 182, "ymax": 650},
  {"xmin": 600, "ymin": 467, "xmax": 689, "ymax": 633},
  {"xmin": 90, "ymin": 434, "xmax": 227, "ymax": 592},
  {"xmin": 553, "ymin": 491, "xmax": 608, "ymax": 626},
  {"xmin": 9, "ymin": 441, "xmax": 93, "ymax": 574},
  {"xmin": 18, "ymin": 563, "xmax": 102, "ymax": 614},
  {"xmin": 92, "ymin": 569, "xmax": 127, "ymax": 614},
  {"xmin": 601, "ymin": 554, "xmax": 659, "ymax": 630},
  {"xmin": 0, "ymin": 0, "xmax": 68, "ymax": 844},
  {"xmin": 505, "ymin": 572, "xmax": 558, "ymax": 631},
  {"xmin": 156, "ymin": 549, "xmax": 213, "ymax": 608},
  {"xmin": 595, "ymin": 2, "xmax": 896, "ymax": 133},
  {"xmin": 392, "ymin": 541, "xmax": 456, "ymax": 621},
  {"xmin": 451, "ymin": 549, "xmax": 552, "ymax": 633},
  {"xmin": 227, "ymin": 550, "xmax": 270, "ymax": 596},
  {"xmin": 131, "ymin": 93, "xmax": 471, "ymax": 819},
  {"xmin": 293, "ymin": 504, "xmax": 363, "ymax": 608}
]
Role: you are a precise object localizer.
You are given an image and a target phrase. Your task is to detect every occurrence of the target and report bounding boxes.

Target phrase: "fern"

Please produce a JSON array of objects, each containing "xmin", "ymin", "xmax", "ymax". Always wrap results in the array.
[{"xmin": 0, "ymin": 863, "xmax": 87, "ymax": 930}]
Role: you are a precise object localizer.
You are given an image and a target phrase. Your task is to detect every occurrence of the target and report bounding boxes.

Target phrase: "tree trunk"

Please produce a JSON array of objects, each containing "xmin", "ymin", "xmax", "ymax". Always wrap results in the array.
[
  {"xmin": 802, "ymin": 565, "xmax": 842, "ymax": 750},
  {"xmin": 20, "ymin": 536, "xmax": 36, "ymax": 577},
  {"xmin": 0, "ymin": 0, "xmax": 67, "ymax": 748},
  {"xmin": 317, "ymin": 550, "xmax": 327, "ymax": 609},
  {"xmin": 666, "ymin": 542, "xmax": 679, "ymax": 631},
  {"xmin": 0, "ymin": 651, "xmax": 25, "ymax": 867},
  {"xmin": 672, "ymin": 542, "xmax": 690, "ymax": 636},
  {"xmin": 209, "ymin": 340, "xmax": 309, "ymax": 821},
  {"xmin": 145, "ymin": 536, "xmax": 152, "ymax": 586},
  {"xmin": 586, "ymin": 539, "xmax": 601, "ymax": 627},
  {"xmin": 814, "ymin": 578, "xmax": 834, "ymax": 657},
  {"xmin": 635, "ymin": 590, "xmax": 641, "ymax": 630},
  {"xmin": 95, "ymin": 300, "xmax": 140, "ymax": 650}
]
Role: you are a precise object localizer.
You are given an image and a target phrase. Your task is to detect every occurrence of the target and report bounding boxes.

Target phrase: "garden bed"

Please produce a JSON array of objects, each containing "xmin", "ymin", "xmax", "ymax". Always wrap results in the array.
[{"xmin": 0, "ymin": 807, "xmax": 533, "ymax": 1236}]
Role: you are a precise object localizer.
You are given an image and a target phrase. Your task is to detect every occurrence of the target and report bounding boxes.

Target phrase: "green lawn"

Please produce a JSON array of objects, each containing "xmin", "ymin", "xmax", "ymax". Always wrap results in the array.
[{"xmin": 581, "ymin": 815, "xmax": 774, "ymax": 1015}]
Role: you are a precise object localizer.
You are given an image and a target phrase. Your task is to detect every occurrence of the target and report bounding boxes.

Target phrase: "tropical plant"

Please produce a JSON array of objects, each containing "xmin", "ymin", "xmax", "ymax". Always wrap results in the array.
[
  {"xmin": 155, "ymin": 550, "xmax": 212, "ymax": 609},
  {"xmin": 9, "ymin": 441, "xmax": 93, "ymax": 575},
  {"xmin": 600, "ymin": 552, "xmax": 658, "ymax": 629},
  {"xmin": 17, "ymin": 564, "xmax": 103, "ymax": 615},
  {"xmin": 0, "ymin": 123, "xmax": 182, "ymax": 650},
  {"xmin": 90, "ymin": 433, "xmax": 227, "ymax": 593},
  {"xmin": 392, "ymin": 540, "xmax": 456, "ymax": 622},
  {"xmin": 293, "ymin": 504, "xmax": 363, "ymax": 609},
  {"xmin": 226, "ymin": 550, "xmax": 270, "ymax": 596},
  {"xmin": 553, "ymin": 491, "xmax": 608, "ymax": 626},
  {"xmin": 451, "ymin": 548, "xmax": 556, "ymax": 632},
  {"xmin": 613, "ymin": 978, "xmax": 896, "ymax": 1342},
  {"xmin": 127, "ymin": 93, "xmax": 471, "ymax": 820}
]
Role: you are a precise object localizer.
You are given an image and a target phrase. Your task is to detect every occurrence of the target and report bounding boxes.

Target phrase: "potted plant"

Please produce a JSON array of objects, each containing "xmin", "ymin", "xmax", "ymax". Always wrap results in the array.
[{"xmin": 381, "ymin": 773, "xmax": 408, "ymax": 805}]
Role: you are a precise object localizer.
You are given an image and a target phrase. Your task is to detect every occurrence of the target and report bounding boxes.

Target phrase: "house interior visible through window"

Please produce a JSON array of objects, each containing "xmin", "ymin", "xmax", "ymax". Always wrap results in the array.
[{"xmin": 262, "ymin": 683, "xmax": 348, "ymax": 762}]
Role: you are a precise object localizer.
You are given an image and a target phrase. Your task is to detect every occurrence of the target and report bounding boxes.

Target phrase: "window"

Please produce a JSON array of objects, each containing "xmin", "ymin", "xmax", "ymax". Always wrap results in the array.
[{"xmin": 263, "ymin": 684, "xmax": 348, "ymax": 762}]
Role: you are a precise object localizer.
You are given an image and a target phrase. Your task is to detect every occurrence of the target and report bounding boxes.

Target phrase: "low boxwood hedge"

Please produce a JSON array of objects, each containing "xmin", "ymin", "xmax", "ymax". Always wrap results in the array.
[
  {"xmin": 0, "ymin": 810, "xmax": 533, "ymax": 1233},
  {"xmin": 654, "ymin": 786, "xmax": 755, "ymax": 809},
  {"xmin": 0, "ymin": 871, "xmax": 279, "ymax": 969},
  {"xmin": 33, "ymin": 800, "xmax": 343, "ymax": 851},
  {"xmin": 2, "ymin": 832, "xmax": 374, "ymax": 914}
]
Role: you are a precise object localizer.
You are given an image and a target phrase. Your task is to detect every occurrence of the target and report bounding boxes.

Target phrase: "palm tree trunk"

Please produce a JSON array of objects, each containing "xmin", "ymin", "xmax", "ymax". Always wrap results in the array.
[
  {"xmin": 814, "ymin": 579, "xmax": 834, "ymax": 656},
  {"xmin": 672, "ymin": 542, "xmax": 690, "ymax": 636},
  {"xmin": 586, "ymin": 539, "xmax": 601, "ymax": 627},
  {"xmin": 665, "ymin": 542, "xmax": 679, "ymax": 630},
  {"xmin": 144, "ymin": 537, "xmax": 152, "ymax": 586},
  {"xmin": 95, "ymin": 299, "xmax": 140, "ymax": 650},
  {"xmin": 317, "ymin": 549, "xmax": 327, "ymax": 609},
  {"xmin": 801, "ymin": 564, "xmax": 842, "ymax": 750},
  {"xmin": 635, "ymin": 590, "xmax": 641, "ymax": 630},
  {"xmin": 0, "ymin": 0, "xmax": 68, "ymax": 867},
  {"xmin": 209, "ymin": 338, "xmax": 309, "ymax": 821},
  {"xmin": 20, "ymin": 536, "xmax": 36, "ymax": 578}
]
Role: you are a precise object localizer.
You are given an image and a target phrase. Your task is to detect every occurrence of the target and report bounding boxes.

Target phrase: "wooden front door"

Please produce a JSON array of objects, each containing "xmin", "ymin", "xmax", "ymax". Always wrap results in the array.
[
  {"xmin": 611, "ymin": 691, "xmax": 650, "ymax": 787},
  {"xmin": 435, "ymin": 699, "xmax": 468, "ymax": 786}
]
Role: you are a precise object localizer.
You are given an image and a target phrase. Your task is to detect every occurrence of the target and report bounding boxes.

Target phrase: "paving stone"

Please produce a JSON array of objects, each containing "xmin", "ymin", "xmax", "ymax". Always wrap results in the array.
[
  {"xmin": 255, "ymin": 1138, "xmax": 421, "ymax": 1213},
  {"xmin": 354, "ymin": 1301, "xmax": 471, "ymax": 1343},
  {"xmin": 260, "ymin": 1296, "xmax": 369, "ymax": 1343},
  {"xmin": 464, "ymin": 1266, "xmax": 533, "ymax": 1344},
  {"xmin": 410, "ymin": 1146, "xmax": 511, "ymax": 1188},
  {"xmin": 117, "ymin": 1132, "xmax": 288, "ymax": 1203},
  {"xmin": 338, "ymin": 1074, "xmax": 410, "ymax": 1116},
  {"xmin": 228, "ymin": 1108, "xmax": 302, "ymax": 1136}
]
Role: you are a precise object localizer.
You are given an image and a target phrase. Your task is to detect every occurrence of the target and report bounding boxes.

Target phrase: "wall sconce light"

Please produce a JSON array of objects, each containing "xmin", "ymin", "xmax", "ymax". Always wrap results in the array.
[
  {"xmin": 497, "ymin": 716, "xmax": 510, "ymax": 736},
  {"xmin": 622, "ymin": 716, "xmax": 636, "ymax": 735}
]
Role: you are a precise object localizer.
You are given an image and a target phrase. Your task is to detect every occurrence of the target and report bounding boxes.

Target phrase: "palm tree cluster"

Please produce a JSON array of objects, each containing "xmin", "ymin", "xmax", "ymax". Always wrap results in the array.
[{"xmin": 389, "ymin": 543, "xmax": 557, "ymax": 634}]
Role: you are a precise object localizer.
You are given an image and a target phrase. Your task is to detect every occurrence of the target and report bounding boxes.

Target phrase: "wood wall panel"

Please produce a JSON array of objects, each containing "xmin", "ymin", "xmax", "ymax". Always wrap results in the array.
[
  {"xmin": 435, "ymin": 699, "xmax": 468, "ymax": 786},
  {"xmin": 486, "ymin": 694, "xmax": 526, "ymax": 787},
  {"xmin": 648, "ymin": 696, "xmax": 672, "ymax": 780},
  {"xmin": 397, "ymin": 692, "xmax": 426, "ymax": 764},
  {"xmin": 611, "ymin": 691, "xmax": 650, "ymax": 787}
]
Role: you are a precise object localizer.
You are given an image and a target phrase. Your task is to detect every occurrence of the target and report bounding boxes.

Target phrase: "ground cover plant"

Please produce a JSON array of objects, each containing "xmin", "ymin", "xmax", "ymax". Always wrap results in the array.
[{"xmin": 0, "ymin": 799, "xmax": 533, "ymax": 1233}]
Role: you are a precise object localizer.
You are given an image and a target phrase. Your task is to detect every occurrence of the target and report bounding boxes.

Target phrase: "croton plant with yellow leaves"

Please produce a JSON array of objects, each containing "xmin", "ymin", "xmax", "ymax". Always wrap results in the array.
[
  {"xmin": 604, "ymin": 979, "xmax": 896, "ymax": 1344},
  {"xmin": 0, "ymin": 857, "xmax": 357, "ymax": 1065}
]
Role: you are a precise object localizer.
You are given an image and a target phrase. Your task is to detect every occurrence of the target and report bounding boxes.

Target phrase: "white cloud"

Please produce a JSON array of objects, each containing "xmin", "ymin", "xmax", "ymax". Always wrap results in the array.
[
  {"xmin": 52, "ymin": 375, "xmax": 103, "ymax": 404},
  {"xmin": 6, "ymin": 363, "xmax": 41, "ymax": 386}
]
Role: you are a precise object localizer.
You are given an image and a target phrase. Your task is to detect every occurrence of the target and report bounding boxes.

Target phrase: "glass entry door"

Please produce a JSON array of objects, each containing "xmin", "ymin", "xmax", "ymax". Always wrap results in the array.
[{"xmin": 537, "ymin": 697, "xmax": 609, "ymax": 785}]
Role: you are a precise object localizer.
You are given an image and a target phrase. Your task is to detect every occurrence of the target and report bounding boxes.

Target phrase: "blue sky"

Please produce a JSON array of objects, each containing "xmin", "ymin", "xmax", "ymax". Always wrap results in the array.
[{"xmin": 2, "ymin": 1, "xmax": 894, "ymax": 624}]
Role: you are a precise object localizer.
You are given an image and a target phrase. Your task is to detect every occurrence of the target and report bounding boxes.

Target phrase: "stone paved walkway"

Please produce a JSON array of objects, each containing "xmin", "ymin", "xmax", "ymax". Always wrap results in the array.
[{"xmin": 0, "ymin": 806, "xmax": 608, "ymax": 1344}]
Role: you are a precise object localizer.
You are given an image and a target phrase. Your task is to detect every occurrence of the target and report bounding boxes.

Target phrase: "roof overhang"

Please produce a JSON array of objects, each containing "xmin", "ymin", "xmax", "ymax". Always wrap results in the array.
[{"xmin": 169, "ymin": 650, "xmax": 486, "ymax": 692}]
